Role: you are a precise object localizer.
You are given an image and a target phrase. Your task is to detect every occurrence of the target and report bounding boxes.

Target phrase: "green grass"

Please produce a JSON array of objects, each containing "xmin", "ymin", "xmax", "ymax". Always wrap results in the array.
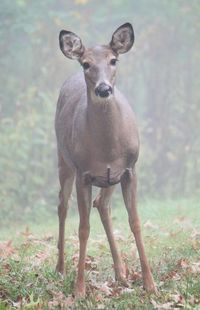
[{"xmin": 0, "ymin": 197, "xmax": 200, "ymax": 309}]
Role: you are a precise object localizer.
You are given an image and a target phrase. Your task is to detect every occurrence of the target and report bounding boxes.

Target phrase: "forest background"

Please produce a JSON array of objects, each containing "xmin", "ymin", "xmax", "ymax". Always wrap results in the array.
[{"xmin": 0, "ymin": 0, "xmax": 199, "ymax": 228}]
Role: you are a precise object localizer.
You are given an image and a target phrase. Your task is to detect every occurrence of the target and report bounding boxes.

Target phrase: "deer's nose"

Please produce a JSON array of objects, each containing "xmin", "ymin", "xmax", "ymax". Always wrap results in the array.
[{"xmin": 95, "ymin": 83, "xmax": 112, "ymax": 98}]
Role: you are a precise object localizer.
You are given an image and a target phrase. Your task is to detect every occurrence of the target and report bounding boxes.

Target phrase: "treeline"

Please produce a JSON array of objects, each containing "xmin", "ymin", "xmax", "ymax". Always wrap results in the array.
[{"xmin": 0, "ymin": 0, "xmax": 199, "ymax": 223}]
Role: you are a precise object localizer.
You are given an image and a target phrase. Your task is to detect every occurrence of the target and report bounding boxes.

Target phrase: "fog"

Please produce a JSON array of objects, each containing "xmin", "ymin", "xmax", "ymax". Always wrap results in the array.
[{"xmin": 0, "ymin": 0, "xmax": 199, "ymax": 225}]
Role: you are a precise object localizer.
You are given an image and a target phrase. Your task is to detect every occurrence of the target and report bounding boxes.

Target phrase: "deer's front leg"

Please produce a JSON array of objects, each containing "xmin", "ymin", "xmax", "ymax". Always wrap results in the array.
[
  {"xmin": 121, "ymin": 169, "xmax": 156, "ymax": 293},
  {"xmin": 75, "ymin": 175, "xmax": 92, "ymax": 297}
]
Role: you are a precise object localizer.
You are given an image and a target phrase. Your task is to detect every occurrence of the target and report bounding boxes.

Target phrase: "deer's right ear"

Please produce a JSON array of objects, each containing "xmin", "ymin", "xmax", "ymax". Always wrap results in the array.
[{"xmin": 59, "ymin": 30, "xmax": 85, "ymax": 60}]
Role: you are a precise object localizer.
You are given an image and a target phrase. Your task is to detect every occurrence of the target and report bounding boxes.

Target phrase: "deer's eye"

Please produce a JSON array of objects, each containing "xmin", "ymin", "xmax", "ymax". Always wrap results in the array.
[
  {"xmin": 110, "ymin": 58, "xmax": 118, "ymax": 66},
  {"xmin": 82, "ymin": 62, "xmax": 90, "ymax": 70}
]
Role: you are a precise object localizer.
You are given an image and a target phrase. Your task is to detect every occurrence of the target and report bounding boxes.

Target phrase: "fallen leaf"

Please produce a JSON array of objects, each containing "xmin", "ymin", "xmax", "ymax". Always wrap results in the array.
[
  {"xmin": 144, "ymin": 220, "xmax": 159, "ymax": 230},
  {"xmin": 72, "ymin": 252, "xmax": 79, "ymax": 264},
  {"xmin": 121, "ymin": 287, "xmax": 134, "ymax": 294},
  {"xmin": 151, "ymin": 299, "xmax": 174, "ymax": 309},
  {"xmin": 35, "ymin": 251, "xmax": 49, "ymax": 262},
  {"xmin": 48, "ymin": 292, "xmax": 74, "ymax": 310},
  {"xmin": 1, "ymin": 262, "xmax": 11, "ymax": 274},
  {"xmin": 161, "ymin": 270, "xmax": 180, "ymax": 282},
  {"xmin": 176, "ymin": 259, "xmax": 200, "ymax": 274},
  {"xmin": 176, "ymin": 258, "xmax": 189, "ymax": 269},
  {"xmin": 128, "ymin": 269, "xmax": 142, "ymax": 282},
  {"xmin": 72, "ymin": 253, "xmax": 98, "ymax": 270},
  {"xmin": 21, "ymin": 226, "xmax": 32, "ymax": 238},
  {"xmin": 99, "ymin": 282, "xmax": 113, "ymax": 296},
  {"xmin": 169, "ymin": 230, "xmax": 182, "ymax": 237},
  {"xmin": 171, "ymin": 293, "xmax": 185, "ymax": 305},
  {"xmin": 85, "ymin": 255, "xmax": 98, "ymax": 270},
  {"xmin": 43, "ymin": 234, "xmax": 54, "ymax": 242},
  {"xmin": 191, "ymin": 261, "xmax": 200, "ymax": 274},
  {"xmin": 191, "ymin": 230, "xmax": 200, "ymax": 249},
  {"xmin": 173, "ymin": 216, "xmax": 193, "ymax": 229},
  {"xmin": 0, "ymin": 240, "xmax": 15, "ymax": 258},
  {"xmin": 95, "ymin": 294, "xmax": 104, "ymax": 302}
]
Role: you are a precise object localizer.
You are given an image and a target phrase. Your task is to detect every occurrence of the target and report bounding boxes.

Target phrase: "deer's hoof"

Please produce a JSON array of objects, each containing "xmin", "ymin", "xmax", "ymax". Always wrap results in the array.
[
  {"xmin": 114, "ymin": 265, "xmax": 128, "ymax": 287},
  {"xmin": 116, "ymin": 276, "xmax": 129, "ymax": 287},
  {"xmin": 56, "ymin": 262, "xmax": 65, "ymax": 275},
  {"xmin": 74, "ymin": 283, "xmax": 86, "ymax": 299},
  {"xmin": 143, "ymin": 280, "xmax": 158, "ymax": 294}
]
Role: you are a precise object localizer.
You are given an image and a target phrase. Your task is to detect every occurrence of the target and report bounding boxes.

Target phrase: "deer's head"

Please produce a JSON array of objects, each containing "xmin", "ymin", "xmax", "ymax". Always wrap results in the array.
[{"xmin": 59, "ymin": 23, "xmax": 134, "ymax": 100}]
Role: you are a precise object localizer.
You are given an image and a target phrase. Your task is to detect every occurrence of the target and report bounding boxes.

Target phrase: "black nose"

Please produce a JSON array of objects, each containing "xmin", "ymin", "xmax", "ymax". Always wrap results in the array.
[{"xmin": 95, "ymin": 83, "xmax": 112, "ymax": 98}]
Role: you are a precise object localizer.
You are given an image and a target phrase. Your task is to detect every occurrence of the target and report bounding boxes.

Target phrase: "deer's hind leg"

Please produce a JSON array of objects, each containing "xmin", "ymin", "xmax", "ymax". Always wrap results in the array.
[
  {"xmin": 93, "ymin": 187, "xmax": 127, "ymax": 285},
  {"xmin": 56, "ymin": 155, "xmax": 75, "ymax": 274}
]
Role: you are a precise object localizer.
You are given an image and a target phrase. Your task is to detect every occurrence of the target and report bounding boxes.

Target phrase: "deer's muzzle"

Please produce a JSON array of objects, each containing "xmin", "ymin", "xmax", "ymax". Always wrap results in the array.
[{"xmin": 95, "ymin": 83, "xmax": 112, "ymax": 98}]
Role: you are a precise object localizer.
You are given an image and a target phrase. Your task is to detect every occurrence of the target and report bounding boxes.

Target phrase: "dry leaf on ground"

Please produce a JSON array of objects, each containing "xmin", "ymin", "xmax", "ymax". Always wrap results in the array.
[
  {"xmin": 0, "ymin": 240, "xmax": 15, "ymax": 258},
  {"xmin": 151, "ymin": 299, "xmax": 174, "ymax": 309}
]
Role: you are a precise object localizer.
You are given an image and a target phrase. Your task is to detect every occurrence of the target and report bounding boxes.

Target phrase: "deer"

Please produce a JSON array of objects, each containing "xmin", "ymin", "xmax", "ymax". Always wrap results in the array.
[{"xmin": 55, "ymin": 22, "xmax": 156, "ymax": 297}]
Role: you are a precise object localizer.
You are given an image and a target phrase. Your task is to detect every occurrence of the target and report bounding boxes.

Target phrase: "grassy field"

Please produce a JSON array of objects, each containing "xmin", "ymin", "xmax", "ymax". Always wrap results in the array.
[{"xmin": 0, "ymin": 197, "xmax": 200, "ymax": 309}]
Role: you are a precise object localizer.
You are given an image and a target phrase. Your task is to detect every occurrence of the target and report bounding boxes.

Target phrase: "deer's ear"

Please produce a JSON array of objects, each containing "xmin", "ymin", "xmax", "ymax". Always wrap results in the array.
[
  {"xmin": 110, "ymin": 23, "xmax": 134, "ymax": 54},
  {"xmin": 59, "ymin": 30, "xmax": 85, "ymax": 59}
]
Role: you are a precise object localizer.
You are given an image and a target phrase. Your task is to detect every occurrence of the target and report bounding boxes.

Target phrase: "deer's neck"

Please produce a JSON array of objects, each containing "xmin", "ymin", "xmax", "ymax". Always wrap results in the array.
[{"xmin": 87, "ymin": 90, "xmax": 121, "ymax": 147}]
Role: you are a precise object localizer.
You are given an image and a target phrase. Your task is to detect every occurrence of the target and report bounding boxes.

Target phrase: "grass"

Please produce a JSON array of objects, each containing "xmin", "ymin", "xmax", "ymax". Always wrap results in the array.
[{"xmin": 0, "ymin": 197, "xmax": 200, "ymax": 309}]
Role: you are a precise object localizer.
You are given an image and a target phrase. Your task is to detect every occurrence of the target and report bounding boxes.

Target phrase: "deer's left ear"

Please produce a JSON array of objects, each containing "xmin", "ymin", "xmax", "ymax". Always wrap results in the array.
[{"xmin": 110, "ymin": 23, "xmax": 134, "ymax": 54}]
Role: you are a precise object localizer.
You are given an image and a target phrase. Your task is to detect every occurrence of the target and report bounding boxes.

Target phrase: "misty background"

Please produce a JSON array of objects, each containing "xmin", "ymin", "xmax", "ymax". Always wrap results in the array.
[{"xmin": 0, "ymin": 0, "xmax": 199, "ymax": 227}]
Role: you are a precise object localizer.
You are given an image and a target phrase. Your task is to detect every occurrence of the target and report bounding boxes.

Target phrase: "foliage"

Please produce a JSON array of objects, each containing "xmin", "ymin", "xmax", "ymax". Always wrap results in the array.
[
  {"xmin": 0, "ymin": 86, "xmax": 57, "ymax": 225},
  {"xmin": 0, "ymin": 0, "xmax": 200, "ymax": 222}
]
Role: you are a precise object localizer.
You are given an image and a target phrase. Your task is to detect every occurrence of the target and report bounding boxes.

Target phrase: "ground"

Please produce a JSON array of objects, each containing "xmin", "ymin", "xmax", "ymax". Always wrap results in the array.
[{"xmin": 0, "ymin": 198, "xmax": 200, "ymax": 309}]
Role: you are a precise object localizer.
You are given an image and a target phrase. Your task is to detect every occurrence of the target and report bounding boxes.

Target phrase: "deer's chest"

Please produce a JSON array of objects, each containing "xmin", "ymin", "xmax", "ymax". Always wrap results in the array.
[{"xmin": 71, "ymin": 105, "xmax": 139, "ymax": 186}]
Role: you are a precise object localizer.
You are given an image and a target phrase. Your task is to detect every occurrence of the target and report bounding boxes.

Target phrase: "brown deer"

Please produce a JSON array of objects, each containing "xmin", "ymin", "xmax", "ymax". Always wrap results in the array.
[{"xmin": 55, "ymin": 23, "xmax": 156, "ymax": 297}]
